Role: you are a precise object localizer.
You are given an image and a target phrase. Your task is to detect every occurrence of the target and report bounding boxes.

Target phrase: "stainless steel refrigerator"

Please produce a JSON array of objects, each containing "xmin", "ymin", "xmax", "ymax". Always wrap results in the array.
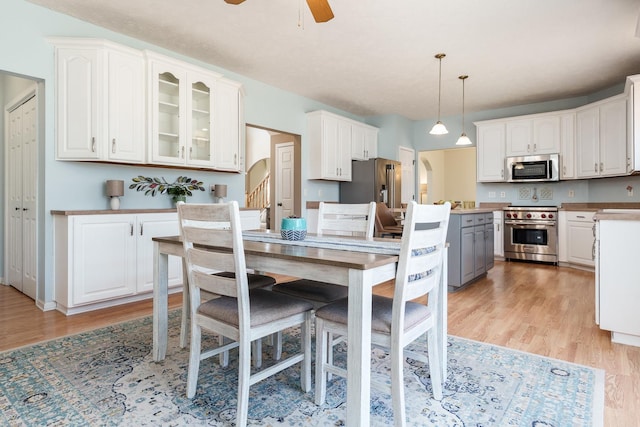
[{"xmin": 339, "ymin": 158, "xmax": 402, "ymax": 208}]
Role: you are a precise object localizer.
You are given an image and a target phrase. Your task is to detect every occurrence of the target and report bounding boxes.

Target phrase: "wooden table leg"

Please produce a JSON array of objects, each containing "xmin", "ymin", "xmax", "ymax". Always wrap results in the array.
[{"xmin": 153, "ymin": 241, "xmax": 169, "ymax": 362}]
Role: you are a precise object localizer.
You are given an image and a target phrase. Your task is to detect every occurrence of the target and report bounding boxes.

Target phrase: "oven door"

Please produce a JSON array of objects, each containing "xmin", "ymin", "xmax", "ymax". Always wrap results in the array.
[{"xmin": 504, "ymin": 220, "xmax": 558, "ymax": 263}]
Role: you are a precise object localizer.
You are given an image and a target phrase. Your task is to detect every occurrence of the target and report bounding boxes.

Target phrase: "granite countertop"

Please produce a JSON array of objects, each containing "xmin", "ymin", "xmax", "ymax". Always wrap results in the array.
[
  {"xmin": 449, "ymin": 208, "xmax": 495, "ymax": 215},
  {"xmin": 560, "ymin": 202, "xmax": 640, "ymax": 212},
  {"xmin": 594, "ymin": 209, "xmax": 640, "ymax": 221}
]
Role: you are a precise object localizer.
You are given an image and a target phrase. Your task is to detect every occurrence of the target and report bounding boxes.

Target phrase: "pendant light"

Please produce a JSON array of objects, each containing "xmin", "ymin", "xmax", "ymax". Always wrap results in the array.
[
  {"xmin": 429, "ymin": 53, "xmax": 448, "ymax": 135},
  {"xmin": 455, "ymin": 75, "xmax": 472, "ymax": 146}
]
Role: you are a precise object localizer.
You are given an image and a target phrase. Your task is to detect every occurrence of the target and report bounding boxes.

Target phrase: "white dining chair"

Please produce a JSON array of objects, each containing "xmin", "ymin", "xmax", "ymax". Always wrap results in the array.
[
  {"xmin": 271, "ymin": 201, "xmax": 376, "ymax": 308},
  {"xmin": 314, "ymin": 201, "xmax": 451, "ymax": 427},
  {"xmin": 177, "ymin": 201, "xmax": 313, "ymax": 427}
]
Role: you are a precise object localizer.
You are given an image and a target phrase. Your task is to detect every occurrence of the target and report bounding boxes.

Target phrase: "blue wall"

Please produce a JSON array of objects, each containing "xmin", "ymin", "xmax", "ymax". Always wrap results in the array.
[{"xmin": 1, "ymin": 0, "xmax": 639, "ymax": 307}]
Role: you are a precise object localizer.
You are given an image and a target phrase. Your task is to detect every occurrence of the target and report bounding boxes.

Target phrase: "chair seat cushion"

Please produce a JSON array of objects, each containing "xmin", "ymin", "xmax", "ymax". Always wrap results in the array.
[
  {"xmin": 271, "ymin": 279, "xmax": 349, "ymax": 304},
  {"xmin": 212, "ymin": 271, "xmax": 276, "ymax": 289},
  {"xmin": 197, "ymin": 289, "xmax": 313, "ymax": 327},
  {"xmin": 315, "ymin": 295, "xmax": 431, "ymax": 334}
]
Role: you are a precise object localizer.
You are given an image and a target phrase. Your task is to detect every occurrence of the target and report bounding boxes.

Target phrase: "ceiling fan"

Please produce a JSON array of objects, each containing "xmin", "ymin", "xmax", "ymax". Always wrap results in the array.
[{"xmin": 224, "ymin": 0, "xmax": 334, "ymax": 23}]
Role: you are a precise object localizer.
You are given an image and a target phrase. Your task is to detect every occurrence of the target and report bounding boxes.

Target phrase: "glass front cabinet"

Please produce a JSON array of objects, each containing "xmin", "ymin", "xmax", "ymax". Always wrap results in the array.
[{"xmin": 147, "ymin": 52, "xmax": 241, "ymax": 171}]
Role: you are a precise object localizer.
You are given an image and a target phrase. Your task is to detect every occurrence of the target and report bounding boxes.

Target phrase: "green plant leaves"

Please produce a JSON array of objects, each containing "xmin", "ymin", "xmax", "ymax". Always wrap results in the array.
[{"xmin": 129, "ymin": 176, "xmax": 205, "ymax": 197}]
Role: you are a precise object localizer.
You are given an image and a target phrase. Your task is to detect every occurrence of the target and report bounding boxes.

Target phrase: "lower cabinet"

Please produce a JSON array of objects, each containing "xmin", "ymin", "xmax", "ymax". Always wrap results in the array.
[
  {"xmin": 493, "ymin": 210, "xmax": 504, "ymax": 258},
  {"xmin": 447, "ymin": 212, "xmax": 495, "ymax": 291},
  {"xmin": 54, "ymin": 212, "xmax": 183, "ymax": 314},
  {"xmin": 559, "ymin": 210, "xmax": 596, "ymax": 268}
]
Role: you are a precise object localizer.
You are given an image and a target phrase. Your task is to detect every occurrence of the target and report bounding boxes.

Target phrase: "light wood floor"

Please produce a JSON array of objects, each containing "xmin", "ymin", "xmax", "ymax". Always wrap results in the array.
[{"xmin": 1, "ymin": 261, "xmax": 638, "ymax": 426}]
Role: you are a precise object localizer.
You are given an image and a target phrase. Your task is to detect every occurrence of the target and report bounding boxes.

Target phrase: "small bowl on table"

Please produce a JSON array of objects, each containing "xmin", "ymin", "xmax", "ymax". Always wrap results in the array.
[{"xmin": 281, "ymin": 217, "xmax": 307, "ymax": 241}]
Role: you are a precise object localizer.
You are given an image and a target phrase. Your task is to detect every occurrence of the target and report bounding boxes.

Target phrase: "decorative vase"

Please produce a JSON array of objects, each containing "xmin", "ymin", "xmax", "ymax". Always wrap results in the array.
[
  {"xmin": 281, "ymin": 217, "xmax": 307, "ymax": 241},
  {"xmin": 173, "ymin": 195, "xmax": 187, "ymax": 205}
]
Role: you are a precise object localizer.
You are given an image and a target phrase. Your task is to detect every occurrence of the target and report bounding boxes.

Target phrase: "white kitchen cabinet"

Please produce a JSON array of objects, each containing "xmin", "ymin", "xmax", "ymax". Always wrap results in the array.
[
  {"xmin": 626, "ymin": 75, "xmax": 640, "ymax": 174},
  {"xmin": 476, "ymin": 121, "xmax": 506, "ymax": 182},
  {"xmin": 54, "ymin": 212, "xmax": 183, "ymax": 314},
  {"xmin": 53, "ymin": 38, "xmax": 145, "ymax": 163},
  {"xmin": 351, "ymin": 122, "xmax": 378, "ymax": 160},
  {"xmin": 505, "ymin": 114, "xmax": 560, "ymax": 157},
  {"xmin": 212, "ymin": 78, "xmax": 243, "ymax": 171},
  {"xmin": 560, "ymin": 112, "xmax": 576, "ymax": 179},
  {"xmin": 596, "ymin": 215, "xmax": 640, "ymax": 346},
  {"xmin": 307, "ymin": 110, "xmax": 353, "ymax": 181},
  {"xmin": 564, "ymin": 211, "xmax": 596, "ymax": 268},
  {"xmin": 576, "ymin": 95, "xmax": 627, "ymax": 178},
  {"xmin": 147, "ymin": 52, "xmax": 223, "ymax": 168}
]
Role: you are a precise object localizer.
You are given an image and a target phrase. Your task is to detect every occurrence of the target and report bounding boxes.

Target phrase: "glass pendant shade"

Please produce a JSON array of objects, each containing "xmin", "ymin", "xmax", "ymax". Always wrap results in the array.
[
  {"xmin": 456, "ymin": 133, "xmax": 472, "ymax": 146},
  {"xmin": 430, "ymin": 121, "xmax": 448, "ymax": 135}
]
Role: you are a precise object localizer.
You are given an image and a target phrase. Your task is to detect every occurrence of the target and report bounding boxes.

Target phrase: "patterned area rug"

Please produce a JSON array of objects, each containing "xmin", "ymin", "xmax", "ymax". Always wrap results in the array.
[{"xmin": 0, "ymin": 311, "xmax": 604, "ymax": 426}]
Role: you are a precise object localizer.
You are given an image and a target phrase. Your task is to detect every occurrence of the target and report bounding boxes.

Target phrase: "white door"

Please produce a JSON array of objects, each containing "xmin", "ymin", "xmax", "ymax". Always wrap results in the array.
[
  {"xmin": 399, "ymin": 146, "xmax": 415, "ymax": 203},
  {"xmin": 275, "ymin": 142, "xmax": 294, "ymax": 231},
  {"xmin": 7, "ymin": 93, "xmax": 38, "ymax": 300}
]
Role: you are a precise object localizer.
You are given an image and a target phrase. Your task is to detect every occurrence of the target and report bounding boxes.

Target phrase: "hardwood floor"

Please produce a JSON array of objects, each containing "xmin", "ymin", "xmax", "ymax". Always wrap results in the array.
[{"xmin": 1, "ymin": 261, "xmax": 638, "ymax": 426}]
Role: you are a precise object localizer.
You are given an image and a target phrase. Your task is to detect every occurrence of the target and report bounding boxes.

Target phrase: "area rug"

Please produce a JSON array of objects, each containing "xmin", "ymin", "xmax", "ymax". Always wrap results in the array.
[{"xmin": 0, "ymin": 311, "xmax": 604, "ymax": 426}]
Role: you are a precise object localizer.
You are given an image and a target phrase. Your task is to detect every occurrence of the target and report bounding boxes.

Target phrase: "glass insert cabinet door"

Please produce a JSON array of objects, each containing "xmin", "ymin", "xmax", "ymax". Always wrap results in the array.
[
  {"xmin": 157, "ymin": 71, "xmax": 182, "ymax": 162},
  {"xmin": 187, "ymin": 74, "xmax": 215, "ymax": 167}
]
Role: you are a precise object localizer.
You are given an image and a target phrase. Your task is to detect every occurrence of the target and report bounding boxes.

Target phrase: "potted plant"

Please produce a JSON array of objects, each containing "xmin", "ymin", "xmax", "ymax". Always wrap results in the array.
[{"xmin": 129, "ymin": 176, "xmax": 206, "ymax": 204}]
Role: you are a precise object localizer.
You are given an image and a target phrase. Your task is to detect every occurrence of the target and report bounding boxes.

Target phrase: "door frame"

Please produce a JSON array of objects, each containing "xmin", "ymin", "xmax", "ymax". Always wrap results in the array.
[{"xmin": 4, "ymin": 83, "xmax": 39, "ymax": 301}]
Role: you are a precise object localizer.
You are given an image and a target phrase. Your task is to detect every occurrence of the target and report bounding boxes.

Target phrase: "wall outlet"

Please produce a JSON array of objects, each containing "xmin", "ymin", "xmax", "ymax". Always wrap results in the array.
[
  {"xmin": 489, "ymin": 191, "xmax": 496, "ymax": 198},
  {"xmin": 568, "ymin": 190, "xmax": 575, "ymax": 198},
  {"xmin": 500, "ymin": 191, "xmax": 506, "ymax": 198}
]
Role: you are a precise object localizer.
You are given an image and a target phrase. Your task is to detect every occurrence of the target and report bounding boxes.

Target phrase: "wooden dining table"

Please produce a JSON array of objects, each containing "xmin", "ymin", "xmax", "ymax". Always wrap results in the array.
[{"xmin": 152, "ymin": 231, "xmax": 447, "ymax": 427}]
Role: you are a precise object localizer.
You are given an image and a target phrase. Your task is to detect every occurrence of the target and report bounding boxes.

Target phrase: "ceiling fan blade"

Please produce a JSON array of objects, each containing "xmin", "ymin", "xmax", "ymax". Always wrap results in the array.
[
  {"xmin": 306, "ymin": 0, "xmax": 334, "ymax": 23},
  {"xmin": 224, "ymin": 0, "xmax": 246, "ymax": 4}
]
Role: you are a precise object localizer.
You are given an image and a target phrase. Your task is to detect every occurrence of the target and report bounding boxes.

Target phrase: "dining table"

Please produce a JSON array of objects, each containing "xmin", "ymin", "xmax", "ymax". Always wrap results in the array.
[{"xmin": 152, "ymin": 230, "xmax": 448, "ymax": 427}]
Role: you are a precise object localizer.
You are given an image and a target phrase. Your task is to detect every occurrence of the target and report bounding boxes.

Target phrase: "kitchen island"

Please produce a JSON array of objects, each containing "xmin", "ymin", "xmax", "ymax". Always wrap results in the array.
[
  {"xmin": 446, "ymin": 208, "xmax": 496, "ymax": 291},
  {"xmin": 594, "ymin": 209, "xmax": 640, "ymax": 347}
]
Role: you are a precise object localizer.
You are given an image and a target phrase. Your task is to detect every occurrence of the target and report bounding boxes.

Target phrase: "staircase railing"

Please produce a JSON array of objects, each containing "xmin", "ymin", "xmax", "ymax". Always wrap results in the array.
[{"xmin": 246, "ymin": 174, "xmax": 270, "ymax": 210}]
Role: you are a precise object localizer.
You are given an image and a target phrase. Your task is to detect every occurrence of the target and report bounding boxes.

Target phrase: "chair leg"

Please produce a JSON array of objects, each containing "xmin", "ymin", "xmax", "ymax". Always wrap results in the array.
[
  {"xmin": 390, "ymin": 342, "xmax": 406, "ymax": 427},
  {"xmin": 274, "ymin": 332, "xmax": 282, "ymax": 360},
  {"xmin": 219, "ymin": 335, "xmax": 229, "ymax": 367},
  {"xmin": 427, "ymin": 328, "xmax": 443, "ymax": 401},
  {"xmin": 180, "ymin": 264, "xmax": 190, "ymax": 348},
  {"xmin": 301, "ymin": 312, "xmax": 312, "ymax": 392},
  {"xmin": 252, "ymin": 339, "xmax": 263, "ymax": 368},
  {"xmin": 314, "ymin": 318, "xmax": 328, "ymax": 405},
  {"xmin": 186, "ymin": 323, "xmax": 202, "ymax": 399},
  {"xmin": 236, "ymin": 337, "xmax": 251, "ymax": 427}
]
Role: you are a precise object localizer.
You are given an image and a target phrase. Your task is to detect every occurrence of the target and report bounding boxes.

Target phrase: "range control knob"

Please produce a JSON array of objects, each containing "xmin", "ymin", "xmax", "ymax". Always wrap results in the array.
[
  {"xmin": 541, "ymin": 214, "xmax": 547, "ymax": 218},
  {"xmin": 506, "ymin": 213, "xmax": 511, "ymax": 218},
  {"xmin": 549, "ymin": 214, "xmax": 554, "ymax": 219},
  {"xmin": 526, "ymin": 213, "xmax": 532, "ymax": 218}
]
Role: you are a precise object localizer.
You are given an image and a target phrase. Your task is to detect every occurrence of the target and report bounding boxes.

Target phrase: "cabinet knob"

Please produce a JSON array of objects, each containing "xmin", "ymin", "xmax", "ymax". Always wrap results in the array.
[
  {"xmin": 599, "ymin": 162, "xmax": 603, "ymax": 172},
  {"xmin": 91, "ymin": 137, "xmax": 96, "ymax": 152},
  {"xmin": 594, "ymin": 163, "xmax": 598, "ymax": 173}
]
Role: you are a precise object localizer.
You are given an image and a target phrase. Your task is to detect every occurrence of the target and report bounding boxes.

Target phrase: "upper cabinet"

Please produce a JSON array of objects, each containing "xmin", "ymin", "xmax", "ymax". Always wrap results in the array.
[
  {"xmin": 505, "ymin": 114, "xmax": 560, "ymax": 156},
  {"xmin": 146, "ymin": 52, "xmax": 226, "ymax": 169},
  {"xmin": 625, "ymin": 75, "xmax": 640, "ymax": 174},
  {"xmin": 559, "ymin": 112, "xmax": 576, "ymax": 179},
  {"xmin": 351, "ymin": 122, "xmax": 378, "ymax": 160},
  {"xmin": 476, "ymin": 121, "xmax": 506, "ymax": 182},
  {"xmin": 52, "ymin": 38, "xmax": 243, "ymax": 172},
  {"xmin": 53, "ymin": 38, "xmax": 145, "ymax": 163},
  {"xmin": 576, "ymin": 95, "xmax": 627, "ymax": 178},
  {"xmin": 308, "ymin": 110, "xmax": 379, "ymax": 181}
]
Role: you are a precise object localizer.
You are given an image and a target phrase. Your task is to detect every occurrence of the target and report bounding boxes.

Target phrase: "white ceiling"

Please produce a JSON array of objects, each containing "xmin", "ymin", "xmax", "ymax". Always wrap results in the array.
[{"xmin": 27, "ymin": 0, "xmax": 640, "ymax": 121}]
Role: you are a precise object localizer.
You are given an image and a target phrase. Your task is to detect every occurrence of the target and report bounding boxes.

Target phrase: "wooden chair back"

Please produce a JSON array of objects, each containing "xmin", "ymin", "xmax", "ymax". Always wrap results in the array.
[
  {"xmin": 316, "ymin": 202, "xmax": 376, "ymax": 238},
  {"xmin": 177, "ymin": 201, "xmax": 249, "ymax": 319},
  {"xmin": 393, "ymin": 201, "xmax": 450, "ymax": 334}
]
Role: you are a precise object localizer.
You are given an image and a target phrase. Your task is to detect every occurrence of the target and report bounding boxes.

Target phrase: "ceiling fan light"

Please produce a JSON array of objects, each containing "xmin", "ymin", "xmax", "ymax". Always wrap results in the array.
[
  {"xmin": 430, "ymin": 121, "xmax": 449, "ymax": 135},
  {"xmin": 456, "ymin": 133, "xmax": 472, "ymax": 146}
]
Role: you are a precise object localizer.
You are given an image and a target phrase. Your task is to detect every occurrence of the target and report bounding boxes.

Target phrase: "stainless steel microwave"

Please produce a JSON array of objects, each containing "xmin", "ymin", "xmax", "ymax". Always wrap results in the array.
[{"xmin": 505, "ymin": 154, "xmax": 559, "ymax": 182}]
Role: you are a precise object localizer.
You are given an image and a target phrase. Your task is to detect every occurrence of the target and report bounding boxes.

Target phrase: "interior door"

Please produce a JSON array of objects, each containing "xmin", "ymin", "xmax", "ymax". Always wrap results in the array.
[
  {"xmin": 399, "ymin": 146, "xmax": 415, "ymax": 203},
  {"xmin": 7, "ymin": 93, "xmax": 38, "ymax": 300},
  {"xmin": 275, "ymin": 142, "xmax": 294, "ymax": 231}
]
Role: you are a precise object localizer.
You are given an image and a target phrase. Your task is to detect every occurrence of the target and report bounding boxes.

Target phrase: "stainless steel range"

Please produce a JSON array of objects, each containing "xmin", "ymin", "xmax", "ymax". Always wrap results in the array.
[{"xmin": 503, "ymin": 206, "xmax": 558, "ymax": 264}]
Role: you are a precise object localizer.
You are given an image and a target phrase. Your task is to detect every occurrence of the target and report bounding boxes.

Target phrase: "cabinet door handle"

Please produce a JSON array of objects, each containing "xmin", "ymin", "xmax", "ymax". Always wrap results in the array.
[
  {"xmin": 91, "ymin": 137, "xmax": 96, "ymax": 152},
  {"xmin": 533, "ymin": 143, "xmax": 537, "ymax": 151},
  {"xmin": 130, "ymin": 223, "xmax": 134, "ymax": 236},
  {"xmin": 189, "ymin": 146, "xmax": 193, "ymax": 159},
  {"xmin": 140, "ymin": 223, "xmax": 144, "ymax": 236},
  {"xmin": 594, "ymin": 163, "xmax": 598, "ymax": 173},
  {"xmin": 501, "ymin": 169, "xmax": 504, "ymax": 178},
  {"xmin": 234, "ymin": 154, "xmax": 237, "ymax": 165},
  {"xmin": 527, "ymin": 144, "xmax": 530, "ymax": 153},
  {"xmin": 181, "ymin": 146, "xmax": 185, "ymax": 159},
  {"xmin": 15, "ymin": 207, "xmax": 20, "ymax": 211},
  {"xmin": 599, "ymin": 162, "xmax": 603, "ymax": 172},
  {"xmin": 112, "ymin": 138, "xmax": 116, "ymax": 154},
  {"xmin": 576, "ymin": 215, "xmax": 586, "ymax": 219}
]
